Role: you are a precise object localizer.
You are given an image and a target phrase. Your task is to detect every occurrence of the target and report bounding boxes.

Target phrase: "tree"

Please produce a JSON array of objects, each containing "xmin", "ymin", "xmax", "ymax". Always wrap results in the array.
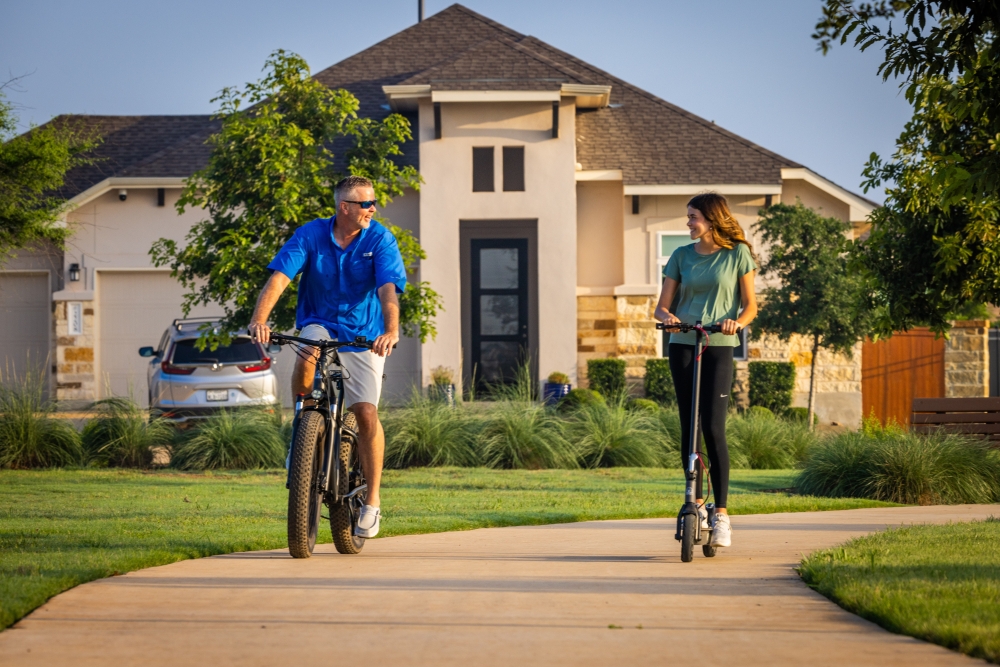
[
  {"xmin": 814, "ymin": 1, "xmax": 1000, "ymax": 335},
  {"xmin": 753, "ymin": 203, "xmax": 871, "ymax": 429},
  {"xmin": 151, "ymin": 51, "xmax": 441, "ymax": 348},
  {"xmin": 0, "ymin": 79, "xmax": 98, "ymax": 261}
]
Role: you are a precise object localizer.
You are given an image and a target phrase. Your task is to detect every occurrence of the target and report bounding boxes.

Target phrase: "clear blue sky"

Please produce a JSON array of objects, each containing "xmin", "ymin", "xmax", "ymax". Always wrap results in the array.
[{"xmin": 1, "ymin": 0, "xmax": 909, "ymax": 202}]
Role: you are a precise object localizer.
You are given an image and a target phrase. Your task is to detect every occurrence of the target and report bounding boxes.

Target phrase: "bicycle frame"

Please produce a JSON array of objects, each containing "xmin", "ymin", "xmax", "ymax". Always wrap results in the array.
[{"xmin": 276, "ymin": 333, "xmax": 368, "ymax": 504}]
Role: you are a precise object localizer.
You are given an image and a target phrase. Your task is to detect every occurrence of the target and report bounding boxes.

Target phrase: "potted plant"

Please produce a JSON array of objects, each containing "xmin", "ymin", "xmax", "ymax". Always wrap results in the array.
[
  {"xmin": 429, "ymin": 366, "xmax": 456, "ymax": 407},
  {"xmin": 543, "ymin": 371, "xmax": 572, "ymax": 406}
]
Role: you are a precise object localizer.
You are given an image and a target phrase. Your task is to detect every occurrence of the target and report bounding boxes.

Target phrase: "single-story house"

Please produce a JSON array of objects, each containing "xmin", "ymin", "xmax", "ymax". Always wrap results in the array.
[{"xmin": 1, "ymin": 4, "xmax": 884, "ymax": 424}]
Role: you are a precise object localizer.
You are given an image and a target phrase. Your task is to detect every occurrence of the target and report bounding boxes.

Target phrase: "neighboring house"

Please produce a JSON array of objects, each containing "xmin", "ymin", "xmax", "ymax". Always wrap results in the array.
[{"xmin": 0, "ymin": 4, "xmax": 878, "ymax": 424}]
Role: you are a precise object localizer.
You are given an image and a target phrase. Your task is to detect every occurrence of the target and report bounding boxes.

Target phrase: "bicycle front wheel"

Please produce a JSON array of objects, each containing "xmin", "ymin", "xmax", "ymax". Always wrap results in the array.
[{"xmin": 288, "ymin": 410, "xmax": 326, "ymax": 558}]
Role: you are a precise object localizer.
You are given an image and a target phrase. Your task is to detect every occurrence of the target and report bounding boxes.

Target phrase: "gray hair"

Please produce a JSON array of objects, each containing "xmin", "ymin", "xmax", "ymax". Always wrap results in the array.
[{"xmin": 334, "ymin": 175, "xmax": 374, "ymax": 206}]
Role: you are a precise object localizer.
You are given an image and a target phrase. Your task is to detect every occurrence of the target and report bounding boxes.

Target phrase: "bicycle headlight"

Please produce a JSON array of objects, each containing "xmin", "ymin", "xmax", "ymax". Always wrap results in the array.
[{"xmin": 311, "ymin": 389, "xmax": 323, "ymax": 400}]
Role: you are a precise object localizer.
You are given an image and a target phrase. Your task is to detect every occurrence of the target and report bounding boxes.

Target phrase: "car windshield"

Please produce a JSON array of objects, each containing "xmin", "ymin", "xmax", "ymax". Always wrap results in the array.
[{"xmin": 170, "ymin": 337, "xmax": 262, "ymax": 364}]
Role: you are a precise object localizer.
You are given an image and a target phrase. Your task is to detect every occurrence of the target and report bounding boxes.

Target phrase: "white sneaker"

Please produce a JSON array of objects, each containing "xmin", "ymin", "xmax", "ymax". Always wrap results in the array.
[
  {"xmin": 698, "ymin": 505, "xmax": 710, "ymax": 530},
  {"xmin": 710, "ymin": 514, "xmax": 732, "ymax": 547},
  {"xmin": 354, "ymin": 505, "xmax": 381, "ymax": 538}
]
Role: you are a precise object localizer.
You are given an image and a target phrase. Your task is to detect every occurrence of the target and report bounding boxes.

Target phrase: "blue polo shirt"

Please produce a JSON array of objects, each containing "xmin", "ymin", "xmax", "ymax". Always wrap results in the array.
[{"xmin": 267, "ymin": 217, "xmax": 407, "ymax": 350}]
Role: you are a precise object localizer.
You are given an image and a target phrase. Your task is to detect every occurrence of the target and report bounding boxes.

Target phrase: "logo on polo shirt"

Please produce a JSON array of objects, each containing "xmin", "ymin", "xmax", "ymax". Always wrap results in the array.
[{"xmin": 363, "ymin": 252, "xmax": 373, "ymax": 258}]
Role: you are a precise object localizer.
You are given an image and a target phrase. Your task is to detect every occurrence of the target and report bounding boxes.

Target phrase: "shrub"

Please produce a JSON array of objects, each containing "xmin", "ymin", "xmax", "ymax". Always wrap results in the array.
[
  {"xmin": 748, "ymin": 361, "xmax": 795, "ymax": 413},
  {"xmin": 653, "ymin": 408, "xmax": 683, "ymax": 455},
  {"xmin": 82, "ymin": 398, "xmax": 174, "ymax": 467},
  {"xmin": 745, "ymin": 405, "xmax": 775, "ymax": 420},
  {"xmin": 171, "ymin": 409, "xmax": 285, "ymax": 470},
  {"xmin": 727, "ymin": 411, "xmax": 795, "ymax": 469},
  {"xmin": 586, "ymin": 358, "xmax": 626, "ymax": 398},
  {"xmin": 382, "ymin": 394, "xmax": 479, "ymax": 468},
  {"xmin": 0, "ymin": 366, "xmax": 82, "ymax": 469},
  {"xmin": 797, "ymin": 425, "xmax": 1000, "ymax": 504},
  {"xmin": 558, "ymin": 388, "xmax": 605, "ymax": 412},
  {"xmin": 479, "ymin": 402, "xmax": 576, "ymax": 469},
  {"xmin": 627, "ymin": 398, "xmax": 660, "ymax": 413},
  {"xmin": 644, "ymin": 358, "xmax": 676, "ymax": 405},
  {"xmin": 547, "ymin": 371, "xmax": 570, "ymax": 385},
  {"xmin": 784, "ymin": 407, "xmax": 818, "ymax": 425},
  {"xmin": 571, "ymin": 400, "xmax": 671, "ymax": 468}
]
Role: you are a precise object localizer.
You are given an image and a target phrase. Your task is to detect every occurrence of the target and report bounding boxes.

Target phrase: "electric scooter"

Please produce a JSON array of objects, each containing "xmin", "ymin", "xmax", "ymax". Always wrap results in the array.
[{"xmin": 657, "ymin": 320, "xmax": 725, "ymax": 562}]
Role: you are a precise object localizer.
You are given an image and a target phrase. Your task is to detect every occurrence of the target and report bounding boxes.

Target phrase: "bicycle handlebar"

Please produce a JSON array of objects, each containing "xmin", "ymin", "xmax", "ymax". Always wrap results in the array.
[
  {"xmin": 269, "ymin": 332, "xmax": 374, "ymax": 350},
  {"xmin": 655, "ymin": 322, "xmax": 730, "ymax": 334}
]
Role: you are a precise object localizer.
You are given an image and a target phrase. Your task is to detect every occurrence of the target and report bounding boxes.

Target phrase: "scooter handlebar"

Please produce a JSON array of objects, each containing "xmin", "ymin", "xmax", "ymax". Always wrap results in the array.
[{"xmin": 655, "ymin": 322, "xmax": 729, "ymax": 334}]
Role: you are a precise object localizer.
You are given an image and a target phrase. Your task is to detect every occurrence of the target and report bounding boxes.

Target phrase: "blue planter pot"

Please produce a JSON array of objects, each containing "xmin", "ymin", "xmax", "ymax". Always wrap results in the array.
[
  {"xmin": 429, "ymin": 383, "xmax": 455, "ymax": 407},
  {"xmin": 543, "ymin": 383, "xmax": 571, "ymax": 406}
]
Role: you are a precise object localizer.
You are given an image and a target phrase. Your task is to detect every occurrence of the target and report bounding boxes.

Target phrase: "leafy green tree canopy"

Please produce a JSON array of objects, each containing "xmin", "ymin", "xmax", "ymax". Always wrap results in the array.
[
  {"xmin": 753, "ymin": 203, "xmax": 871, "ymax": 427},
  {"xmin": 815, "ymin": 1, "xmax": 1000, "ymax": 334},
  {"xmin": 151, "ymin": 51, "xmax": 441, "ymax": 346},
  {"xmin": 0, "ymin": 83, "xmax": 98, "ymax": 261}
]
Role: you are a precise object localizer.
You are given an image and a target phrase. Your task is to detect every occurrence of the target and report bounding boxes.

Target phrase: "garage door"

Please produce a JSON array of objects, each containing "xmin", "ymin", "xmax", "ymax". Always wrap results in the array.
[
  {"xmin": 97, "ymin": 271, "xmax": 297, "ymax": 407},
  {"xmin": 0, "ymin": 272, "xmax": 50, "ymax": 391},
  {"xmin": 98, "ymin": 271, "xmax": 217, "ymax": 406}
]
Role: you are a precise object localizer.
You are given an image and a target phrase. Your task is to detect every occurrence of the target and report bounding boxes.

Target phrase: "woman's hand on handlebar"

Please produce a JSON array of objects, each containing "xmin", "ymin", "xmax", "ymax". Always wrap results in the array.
[
  {"xmin": 658, "ymin": 311, "xmax": 682, "ymax": 327},
  {"xmin": 248, "ymin": 321, "xmax": 271, "ymax": 345},
  {"xmin": 719, "ymin": 319, "xmax": 742, "ymax": 336}
]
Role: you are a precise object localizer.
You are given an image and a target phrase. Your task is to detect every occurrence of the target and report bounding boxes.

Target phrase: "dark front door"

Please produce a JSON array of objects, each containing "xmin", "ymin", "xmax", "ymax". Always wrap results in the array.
[{"xmin": 471, "ymin": 239, "xmax": 529, "ymax": 386}]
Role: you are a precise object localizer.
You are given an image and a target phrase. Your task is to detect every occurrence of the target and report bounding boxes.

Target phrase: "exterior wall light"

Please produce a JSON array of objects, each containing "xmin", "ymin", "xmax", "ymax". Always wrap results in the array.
[{"xmin": 68, "ymin": 263, "xmax": 81, "ymax": 282}]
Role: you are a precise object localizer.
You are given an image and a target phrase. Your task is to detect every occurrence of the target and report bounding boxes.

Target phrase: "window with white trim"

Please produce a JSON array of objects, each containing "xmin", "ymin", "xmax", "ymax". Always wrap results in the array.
[{"xmin": 656, "ymin": 231, "xmax": 691, "ymax": 280}]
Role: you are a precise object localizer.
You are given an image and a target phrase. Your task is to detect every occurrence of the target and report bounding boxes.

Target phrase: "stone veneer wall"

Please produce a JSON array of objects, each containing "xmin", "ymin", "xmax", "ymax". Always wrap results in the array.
[
  {"xmin": 575, "ymin": 295, "xmax": 863, "ymax": 425},
  {"xmin": 944, "ymin": 320, "xmax": 989, "ymax": 397},
  {"xmin": 53, "ymin": 298, "xmax": 97, "ymax": 406}
]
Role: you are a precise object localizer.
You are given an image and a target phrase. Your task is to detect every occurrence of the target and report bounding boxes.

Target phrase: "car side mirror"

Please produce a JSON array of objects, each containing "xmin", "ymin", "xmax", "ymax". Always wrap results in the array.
[
  {"xmin": 267, "ymin": 343, "xmax": 281, "ymax": 354},
  {"xmin": 139, "ymin": 346, "xmax": 156, "ymax": 358}
]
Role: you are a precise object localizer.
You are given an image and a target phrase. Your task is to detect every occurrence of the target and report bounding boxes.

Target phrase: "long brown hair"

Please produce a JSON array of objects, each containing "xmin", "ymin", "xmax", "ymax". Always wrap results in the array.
[{"xmin": 687, "ymin": 192, "xmax": 757, "ymax": 263}]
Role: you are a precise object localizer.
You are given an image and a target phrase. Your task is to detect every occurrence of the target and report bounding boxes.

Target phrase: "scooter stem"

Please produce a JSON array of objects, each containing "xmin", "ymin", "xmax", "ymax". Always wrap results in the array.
[{"xmin": 685, "ymin": 321, "xmax": 705, "ymax": 504}]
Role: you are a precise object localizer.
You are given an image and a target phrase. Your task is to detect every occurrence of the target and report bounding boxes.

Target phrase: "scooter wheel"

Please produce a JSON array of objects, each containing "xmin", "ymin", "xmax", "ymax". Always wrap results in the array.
[
  {"xmin": 703, "ymin": 544, "xmax": 717, "ymax": 558},
  {"xmin": 681, "ymin": 514, "xmax": 695, "ymax": 562}
]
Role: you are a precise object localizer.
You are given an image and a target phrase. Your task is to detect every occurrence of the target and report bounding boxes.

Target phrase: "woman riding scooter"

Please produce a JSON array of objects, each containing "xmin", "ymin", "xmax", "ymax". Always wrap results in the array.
[{"xmin": 654, "ymin": 193, "xmax": 758, "ymax": 548}]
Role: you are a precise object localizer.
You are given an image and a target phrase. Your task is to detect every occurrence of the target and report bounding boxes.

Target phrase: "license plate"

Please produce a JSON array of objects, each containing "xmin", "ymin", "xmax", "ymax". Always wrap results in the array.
[{"xmin": 206, "ymin": 389, "xmax": 228, "ymax": 402}]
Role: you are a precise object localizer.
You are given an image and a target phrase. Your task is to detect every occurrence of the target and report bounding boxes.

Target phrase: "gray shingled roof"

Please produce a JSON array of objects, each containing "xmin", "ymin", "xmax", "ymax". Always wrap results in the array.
[{"xmin": 49, "ymin": 3, "xmax": 807, "ymax": 200}]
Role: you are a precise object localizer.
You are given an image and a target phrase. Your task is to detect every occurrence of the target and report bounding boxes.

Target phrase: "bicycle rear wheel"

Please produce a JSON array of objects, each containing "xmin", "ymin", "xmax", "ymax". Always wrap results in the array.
[
  {"xmin": 331, "ymin": 412, "xmax": 366, "ymax": 554},
  {"xmin": 287, "ymin": 410, "xmax": 326, "ymax": 558}
]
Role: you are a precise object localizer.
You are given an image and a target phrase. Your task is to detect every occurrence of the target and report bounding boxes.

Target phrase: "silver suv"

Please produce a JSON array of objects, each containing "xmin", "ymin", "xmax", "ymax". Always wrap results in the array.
[{"xmin": 139, "ymin": 317, "xmax": 280, "ymax": 421}]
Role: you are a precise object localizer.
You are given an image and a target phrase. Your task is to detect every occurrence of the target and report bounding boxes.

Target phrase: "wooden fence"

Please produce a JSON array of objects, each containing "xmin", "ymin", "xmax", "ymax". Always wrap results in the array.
[{"xmin": 862, "ymin": 328, "xmax": 945, "ymax": 426}]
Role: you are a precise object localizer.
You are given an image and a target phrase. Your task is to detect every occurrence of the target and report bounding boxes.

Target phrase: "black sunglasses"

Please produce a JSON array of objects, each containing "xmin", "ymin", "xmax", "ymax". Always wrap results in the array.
[{"xmin": 343, "ymin": 199, "xmax": 377, "ymax": 209}]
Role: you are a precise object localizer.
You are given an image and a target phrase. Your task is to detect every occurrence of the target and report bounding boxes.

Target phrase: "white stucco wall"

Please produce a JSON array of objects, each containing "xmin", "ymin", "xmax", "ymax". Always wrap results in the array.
[{"xmin": 417, "ymin": 98, "xmax": 579, "ymax": 389}]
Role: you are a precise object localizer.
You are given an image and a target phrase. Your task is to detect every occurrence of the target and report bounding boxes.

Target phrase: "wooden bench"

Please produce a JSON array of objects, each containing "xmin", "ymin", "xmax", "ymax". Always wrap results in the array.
[{"xmin": 911, "ymin": 397, "xmax": 1000, "ymax": 442}]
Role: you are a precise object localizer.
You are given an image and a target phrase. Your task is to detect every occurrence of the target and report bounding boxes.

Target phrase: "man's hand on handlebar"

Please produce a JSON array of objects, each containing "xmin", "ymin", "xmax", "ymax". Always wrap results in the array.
[
  {"xmin": 249, "ymin": 321, "xmax": 271, "ymax": 345},
  {"xmin": 372, "ymin": 330, "xmax": 399, "ymax": 358}
]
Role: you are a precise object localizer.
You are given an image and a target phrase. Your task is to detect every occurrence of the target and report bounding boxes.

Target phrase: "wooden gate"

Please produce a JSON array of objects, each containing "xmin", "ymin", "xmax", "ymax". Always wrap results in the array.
[{"xmin": 862, "ymin": 329, "xmax": 945, "ymax": 426}]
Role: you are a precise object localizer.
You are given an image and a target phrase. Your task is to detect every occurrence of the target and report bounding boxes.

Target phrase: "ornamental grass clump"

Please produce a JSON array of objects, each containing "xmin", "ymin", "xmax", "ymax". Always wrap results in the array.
[
  {"xmin": 0, "ymin": 366, "xmax": 82, "ymax": 469},
  {"xmin": 798, "ymin": 419, "xmax": 1000, "ymax": 504},
  {"xmin": 171, "ymin": 409, "xmax": 285, "ymax": 470},
  {"xmin": 382, "ymin": 393, "xmax": 479, "ymax": 468},
  {"xmin": 82, "ymin": 398, "xmax": 174, "ymax": 467},
  {"xmin": 726, "ymin": 410, "xmax": 818, "ymax": 469},
  {"xmin": 570, "ymin": 398, "xmax": 671, "ymax": 468},
  {"xmin": 479, "ymin": 402, "xmax": 576, "ymax": 469}
]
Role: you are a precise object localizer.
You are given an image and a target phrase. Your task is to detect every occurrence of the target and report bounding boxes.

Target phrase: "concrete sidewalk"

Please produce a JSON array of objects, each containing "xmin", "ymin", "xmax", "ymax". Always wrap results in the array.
[{"xmin": 2, "ymin": 505, "xmax": 996, "ymax": 666}]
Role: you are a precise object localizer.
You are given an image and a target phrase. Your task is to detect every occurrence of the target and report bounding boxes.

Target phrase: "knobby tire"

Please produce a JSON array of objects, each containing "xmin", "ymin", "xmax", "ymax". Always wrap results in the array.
[{"xmin": 287, "ymin": 410, "xmax": 326, "ymax": 559}]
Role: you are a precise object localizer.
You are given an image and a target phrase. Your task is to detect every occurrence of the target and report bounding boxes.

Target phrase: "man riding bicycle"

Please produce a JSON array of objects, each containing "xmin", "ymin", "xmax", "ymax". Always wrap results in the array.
[{"xmin": 248, "ymin": 175, "xmax": 405, "ymax": 539}]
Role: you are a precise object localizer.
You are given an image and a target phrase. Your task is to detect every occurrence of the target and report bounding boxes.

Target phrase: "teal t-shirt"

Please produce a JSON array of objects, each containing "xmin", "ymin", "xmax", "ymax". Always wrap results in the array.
[{"xmin": 663, "ymin": 242, "xmax": 757, "ymax": 346}]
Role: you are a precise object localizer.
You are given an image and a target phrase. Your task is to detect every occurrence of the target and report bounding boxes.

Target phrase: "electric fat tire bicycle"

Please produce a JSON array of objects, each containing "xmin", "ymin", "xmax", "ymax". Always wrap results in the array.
[
  {"xmin": 657, "ymin": 321, "xmax": 727, "ymax": 563},
  {"xmin": 269, "ymin": 332, "xmax": 373, "ymax": 558}
]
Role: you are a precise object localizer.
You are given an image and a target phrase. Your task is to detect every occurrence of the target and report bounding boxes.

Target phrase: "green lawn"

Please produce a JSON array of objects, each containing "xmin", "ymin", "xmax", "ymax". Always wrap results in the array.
[
  {"xmin": 800, "ymin": 519, "xmax": 1000, "ymax": 664},
  {"xmin": 0, "ymin": 467, "xmax": 892, "ymax": 631}
]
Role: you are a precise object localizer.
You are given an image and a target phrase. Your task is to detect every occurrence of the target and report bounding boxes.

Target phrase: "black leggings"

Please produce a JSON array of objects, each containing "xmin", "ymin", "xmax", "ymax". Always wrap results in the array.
[{"xmin": 668, "ymin": 344, "xmax": 733, "ymax": 508}]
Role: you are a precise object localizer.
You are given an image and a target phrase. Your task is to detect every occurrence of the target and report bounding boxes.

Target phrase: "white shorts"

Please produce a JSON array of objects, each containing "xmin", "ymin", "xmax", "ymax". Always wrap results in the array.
[{"xmin": 298, "ymin": 324, "xmax": 386, "ymax": 408}]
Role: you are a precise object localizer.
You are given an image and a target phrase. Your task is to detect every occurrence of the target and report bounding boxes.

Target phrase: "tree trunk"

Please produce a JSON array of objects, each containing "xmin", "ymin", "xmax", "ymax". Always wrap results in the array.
[{"xmin": 807, "ymin": 334, "xmax": 819, "ymax": 431}]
